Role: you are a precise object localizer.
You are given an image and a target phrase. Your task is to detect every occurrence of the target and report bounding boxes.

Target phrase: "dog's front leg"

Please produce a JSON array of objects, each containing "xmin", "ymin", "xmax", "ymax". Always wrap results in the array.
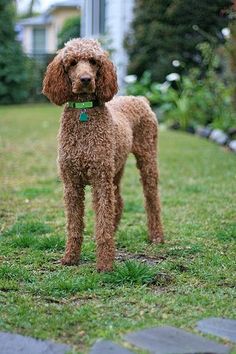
[
  {"xmin": 61, "ymin": 181, "xmax": 85, "ymax": 266},
  {"xmin": 92, "ymin": 177, "xmax": 115, "ymax": 272}
]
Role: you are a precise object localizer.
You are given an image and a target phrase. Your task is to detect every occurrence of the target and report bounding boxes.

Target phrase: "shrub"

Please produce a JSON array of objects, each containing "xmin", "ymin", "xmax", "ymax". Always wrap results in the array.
[
  {"xmin": 125, "ymin": 0, "xmax": 232, "ymax": 82},
  {"xmin": 0, "ymin": 1, "xmax": 47, "ymax": 104},
  {"xmin": 57, "ymin": 16, "xmax": 81, "ymax": 49},
  {"xmin": 126, "ymin": 43, "xmax": 236, "ymax": 132}
]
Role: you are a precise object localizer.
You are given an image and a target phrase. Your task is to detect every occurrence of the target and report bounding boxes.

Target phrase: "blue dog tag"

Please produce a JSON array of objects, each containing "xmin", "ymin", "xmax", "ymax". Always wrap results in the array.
[{"xmin": 80, "ymin": 110, "xmax": 88, "ymax": 122}]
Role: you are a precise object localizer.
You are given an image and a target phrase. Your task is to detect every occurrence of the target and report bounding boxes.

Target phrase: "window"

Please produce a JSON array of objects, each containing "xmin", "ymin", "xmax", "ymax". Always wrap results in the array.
[{"xmin": 33, "ymin": 28, "xmax": 46, "ymax": 54}]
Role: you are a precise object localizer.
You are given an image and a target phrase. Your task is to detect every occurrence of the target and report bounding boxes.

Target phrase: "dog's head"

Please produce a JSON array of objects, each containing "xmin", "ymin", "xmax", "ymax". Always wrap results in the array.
[{"xmin": 42, "ymin": 39, "xmax": 118, "ymax": 105}]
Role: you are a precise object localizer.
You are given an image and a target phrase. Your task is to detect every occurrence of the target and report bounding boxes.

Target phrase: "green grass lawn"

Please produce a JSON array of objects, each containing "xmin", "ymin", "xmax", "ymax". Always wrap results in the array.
[{"xmin": 0, "ymin": 104, "xmax": 236, "ymax": 353}]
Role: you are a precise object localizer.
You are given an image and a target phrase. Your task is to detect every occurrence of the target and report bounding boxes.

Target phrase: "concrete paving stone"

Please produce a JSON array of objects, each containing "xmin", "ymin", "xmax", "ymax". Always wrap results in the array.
[
  {"xmin": 197, "ymin": 318, "xmax": 236, "ymax": 343},
  {"xmin": 0, "ymin": 332, "xmax": 70, "ymax": 354},
  {"xmin": 124, "ymin": 326, "xmax": 230, "ymax": 354},
  {"xmin": 90, "ymin": 340, "xmax": 134, "ymax": 354}
]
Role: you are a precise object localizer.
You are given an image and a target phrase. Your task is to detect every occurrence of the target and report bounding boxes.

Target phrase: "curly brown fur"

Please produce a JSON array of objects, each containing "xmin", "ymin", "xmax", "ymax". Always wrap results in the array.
[{"xmin": 43, "ymin": 38, "xmax": 164, "ymax": 272}]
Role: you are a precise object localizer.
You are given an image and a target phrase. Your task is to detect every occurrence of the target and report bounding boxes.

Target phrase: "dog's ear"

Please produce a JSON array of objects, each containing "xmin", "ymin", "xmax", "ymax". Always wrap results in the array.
[
  {"xmin": 42, "ymin": 51, "xmax": 71, "ymax": 106},
  {"xmin": 96, "ymin": 53, "xmax": 118, "ymax": 102}
]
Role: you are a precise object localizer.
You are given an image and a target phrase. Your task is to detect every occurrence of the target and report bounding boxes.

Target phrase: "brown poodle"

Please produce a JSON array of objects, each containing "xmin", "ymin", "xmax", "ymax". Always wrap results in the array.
[{"xmin": 43, "ymin": 38, "xmax": 164, "ymax": 272}]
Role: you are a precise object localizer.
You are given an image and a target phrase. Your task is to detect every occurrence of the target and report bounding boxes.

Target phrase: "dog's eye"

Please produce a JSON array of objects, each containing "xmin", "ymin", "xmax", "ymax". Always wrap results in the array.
[
  {"xmin": 89, "ymin": 59, "xmax": 96, "ymax": 66},
  {"xmin": 70, "ymin": 60, "xmax": 77, "ymax": 66}
]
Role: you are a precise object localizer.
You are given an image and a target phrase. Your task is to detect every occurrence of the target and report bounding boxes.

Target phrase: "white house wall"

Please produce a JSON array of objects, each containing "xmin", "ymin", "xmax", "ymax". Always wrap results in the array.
[
  {"xmin": 105, "ymin": 0, "xmax": 134, "ymax": 89},
  {"xmin": 47, "ymin": 25, "xmax": 56, "ymax": 53},
  {"xmin": 22, "ymin": 26, "xmax": 32, "ymax": 53}
]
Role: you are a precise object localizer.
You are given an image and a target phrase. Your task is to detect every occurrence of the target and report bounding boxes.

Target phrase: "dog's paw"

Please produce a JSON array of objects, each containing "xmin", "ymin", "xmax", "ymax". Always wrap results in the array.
[
  {"xmin": 150, "ymin": 236, "xmax": 165, "ymax": 244},
  {"xmin": 96, "ymin": 263, "xmax": 113, "ymax": 273},
  {"xmin": 61, "ymin": 257, "xmax": 80, "ymax": 266}
]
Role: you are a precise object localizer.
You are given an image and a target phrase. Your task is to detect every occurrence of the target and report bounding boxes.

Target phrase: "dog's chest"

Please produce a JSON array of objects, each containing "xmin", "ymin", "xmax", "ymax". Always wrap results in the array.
[{"xmin": 58, "ymin": 112, "xmax": 114, "ymax": 171}]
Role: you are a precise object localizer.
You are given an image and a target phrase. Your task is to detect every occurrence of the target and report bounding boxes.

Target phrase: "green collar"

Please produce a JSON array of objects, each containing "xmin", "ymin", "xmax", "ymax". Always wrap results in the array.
[
  {"xmin": 67, "ymin": 100, "xmax": 100, "ymax": 109},
  {"xmin": 67, "ymin": 100, "xmax": 100, "ymax": 122}
]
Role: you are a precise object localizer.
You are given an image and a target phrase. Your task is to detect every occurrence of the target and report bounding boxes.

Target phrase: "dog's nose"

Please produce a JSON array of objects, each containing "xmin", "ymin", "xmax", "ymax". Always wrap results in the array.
[{"xmin": 80, "ymin": 76, "xmax": 91, "ymax": 85}]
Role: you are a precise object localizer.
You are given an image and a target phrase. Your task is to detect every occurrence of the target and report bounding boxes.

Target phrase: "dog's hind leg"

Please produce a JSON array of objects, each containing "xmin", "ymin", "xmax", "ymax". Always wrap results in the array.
[{"xmin": 132, "ymin": 114, "xmax": 164, "ymax": 244}]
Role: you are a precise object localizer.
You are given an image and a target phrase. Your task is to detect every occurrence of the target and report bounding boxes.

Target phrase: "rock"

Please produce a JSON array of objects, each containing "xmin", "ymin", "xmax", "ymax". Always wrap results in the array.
[
  {"xmin": 227, "ymin": 127, "xmax": 236, "ymax": 138},
  {"xmin": 169, "ymin": 122, "xmax": 180, "ymax": 130},
  {"xmin": 196, "ymin": 126, "xmax": 212, "ymax": 138},
  {"xmin": 0, "ymin": 332, "xmax": 70, "ymax": 354},
  {"xmin": 228, "ymin": 140, "xmax": 236, "ymax": 152},
  {"xmin": 186, "ymin": 125, "xmax": 196, "ymax": 134},
  {"xmin": 209, "ymin": 129, "xmax": 229, "ymax": 145},
  {"xmin": 90, "ymin": 340, "xmax": 134, "ymax": 353},
  {"xmin": 197, "ymin": 318, "xmax": 236, "ymax": 343},
  {"xmin": 124, "ymin": 326, "xmax": 230, "ymax": 354}
]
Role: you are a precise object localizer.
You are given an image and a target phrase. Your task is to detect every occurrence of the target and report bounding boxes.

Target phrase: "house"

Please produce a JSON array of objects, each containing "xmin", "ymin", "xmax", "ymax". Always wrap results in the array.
[
  {"xmin": 17, "ymin": 0, "xmax": 81, "ymax": 60},
  {"xmin": 80, "ymin": 0, "xmax": 134, "ymax": 88}
]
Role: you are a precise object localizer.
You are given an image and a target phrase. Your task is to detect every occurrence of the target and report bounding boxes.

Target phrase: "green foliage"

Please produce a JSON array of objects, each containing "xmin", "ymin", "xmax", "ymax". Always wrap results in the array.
[
  {"xmin": 126, "ymin": 0, "xmax": 232, "ymax": 82},
  {"xmin": 0, "ymin": 0, "xmax": 15, "ymax": 42},
  {"xmin": 0, "ymin": 44, "xmax": 28, "ymax": 104},
  {"xmin": 219, "ymin": 18, "xmax": 236, "ymax": 110},
  {"xmin": 57, "ymin": 16, "xmax": 81, "ymax": 49},
  {"xmin": 126, "ymin": 42, "xmax": 236, "ymax": 131},
  {"xmin": 0, "ymin": 1, "xmax": 42, "ymax": 104}
]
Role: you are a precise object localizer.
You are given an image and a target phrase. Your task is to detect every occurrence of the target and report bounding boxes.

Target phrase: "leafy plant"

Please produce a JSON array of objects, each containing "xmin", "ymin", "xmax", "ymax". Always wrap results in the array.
[
  {"xmin": 57, "ymin": 16, "xmax": 81, "ymax": 49},
  {"xmin": 125, "ymin": 0, "xmax": 232, "ymax": 82},
  {"xmin": 0, "ymin": 1, "xmax": 46, "ymax": 104},
  {"xmin": 126, "ymin": 42, "xmax": 236, "ymax": 132}
]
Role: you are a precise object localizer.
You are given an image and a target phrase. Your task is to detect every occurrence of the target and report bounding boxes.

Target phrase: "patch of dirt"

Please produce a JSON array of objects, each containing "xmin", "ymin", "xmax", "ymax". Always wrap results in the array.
[
  {"xmin": 115, "ymin": 250, "xmax": 166, "ymax": 265},
  {"xmin": 51, "ymin": 258, "xmax": 91, "ymax": 266},
  {"xmin": 44, "ymin": 294, "xmax": 98, "ymax": 305},
  {"xmin": 44, "ymin": 297, "xmax": 67, "ymax": 304},
  {"xmin": 147, "ymin": 272, "xmax": 173, "ymax": 286}
]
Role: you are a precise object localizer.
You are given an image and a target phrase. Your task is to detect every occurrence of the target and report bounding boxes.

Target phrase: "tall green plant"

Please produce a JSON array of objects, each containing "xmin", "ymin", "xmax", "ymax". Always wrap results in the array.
[
  {"xmin": 0, "ymin": 1, "xmax": 34, "ymax": 104},
  {"xmin": 57, "ymin": 16, "xmax": 81, "ymax": 49},
  {"xmin": 126, "ymin": 43, "xmax": 236, "ymax": 131},
  {"xmin": 125, "ymin": 0, "xmax": 232, "ymax": 82}
]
